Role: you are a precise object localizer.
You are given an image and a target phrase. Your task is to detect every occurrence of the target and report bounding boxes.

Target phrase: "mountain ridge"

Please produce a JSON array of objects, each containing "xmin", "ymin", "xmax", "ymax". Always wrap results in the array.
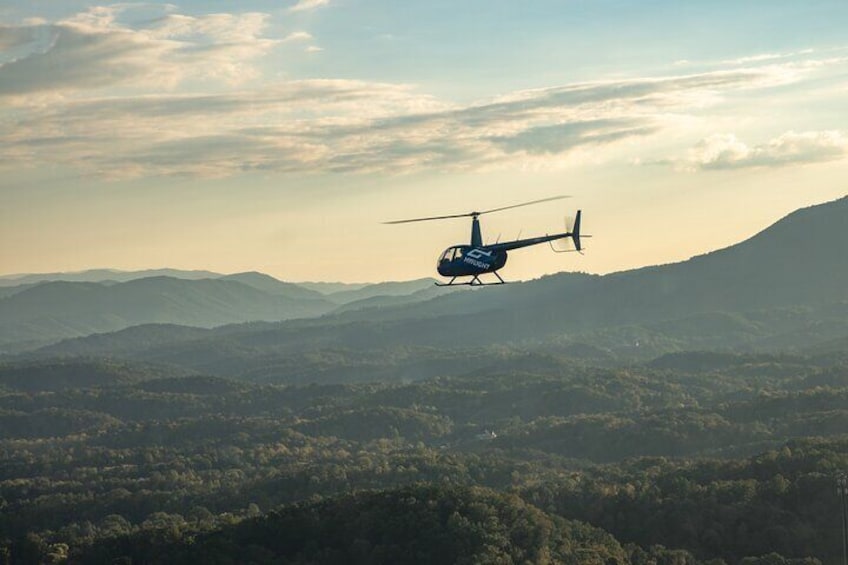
[
  {"xmin": 0, "ymin": 276, "xmax": 337, "ymax": 353},
  {"xmin": 21, "ymin": 198, "xmax": 848, "ymax": 370},
  {"xmin": 8, "ymin": 196, "xmax": 848, "ymax": 366},
  {"xmin": 0, "ymin": 274, "xmax": 451, "ymax": 353}
]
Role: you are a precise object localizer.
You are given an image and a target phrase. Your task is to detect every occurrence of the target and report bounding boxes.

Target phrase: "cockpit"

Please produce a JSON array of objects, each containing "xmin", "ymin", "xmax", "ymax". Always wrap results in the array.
[{"xmin": 438, "ymin": 246, "xmax": 465, "ymax": 265}]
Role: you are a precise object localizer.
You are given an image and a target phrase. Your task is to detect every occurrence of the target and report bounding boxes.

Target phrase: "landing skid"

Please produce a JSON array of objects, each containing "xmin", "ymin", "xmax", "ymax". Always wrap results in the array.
[{"xmin": 435, "ymin": 272, "xmax": 508, "ymax": 287}]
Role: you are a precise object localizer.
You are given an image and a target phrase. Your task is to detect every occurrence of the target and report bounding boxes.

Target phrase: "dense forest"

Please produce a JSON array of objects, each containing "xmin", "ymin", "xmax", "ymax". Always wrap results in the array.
[
  {"xmin": 2, "ymin": 12, "xmax": 847, "ymax": 564},
  {"xmin": 1, "ymin": 353, "xmax": 846, "ymax": 563}
]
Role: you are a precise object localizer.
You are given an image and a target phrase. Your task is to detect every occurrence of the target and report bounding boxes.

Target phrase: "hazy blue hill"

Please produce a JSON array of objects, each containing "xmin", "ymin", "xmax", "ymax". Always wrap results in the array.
[
  {"xmin": 572, "ymin": 301, "xmax": 848, "ymax": 360},
  {"xmin": 323, "ymin": 277, "xmax": 440, "ymax": 304},
  {"xmin": 0, "ymin": 268, "xmax": 224, "ymax": 286},
  {"xmin": 295, "ymin": 281, "xmax": 370, "ymax": 294},
  {"xmin": 331, "ymin": 271, "xmax": 598, "ymax": 325},
  {"xmin": 329, "ymin": 284, "xmax": 457, "ymax": 314},
  {"xmin": 17, "ymin": 197, "xmax": 848, "ymax": 372},
  {"xmin": 330, "ymin": 196, "xmax": 848, "ymax": 341},
  {"xmin": 0, "ymin": 271, "xmax": 454, "ymax": 354},
  {"xmin": 34, "ymin": 323, "xmax": 213, "ymax": 357},
  {"xmin": 579, "ymin": 195, "xmax": 848, "ymax": 321},
  {"xmin": 1, "ymin": 268, "xmax": 340, "ymax": 303},
  {"xmin": 0, "ymin": 358, "xmax": 174, "ymax": 392},
  {"xmin": 0, "ymin": 282, "xmax": 39, "ymax": 299},
  {"xmin": 220, "ymin": 271, "xmax": 329, "ymax": 301},
  {"xmin": 0, "ymin": 276, "xmax": 337, "ymax": 353},
  {"xmin": 32, "ymin": 301, "xmax": 847, "ymax": 384},
  {"xmin": 235, "ymin": 197, "xmax": 847, "ymax": 359}
]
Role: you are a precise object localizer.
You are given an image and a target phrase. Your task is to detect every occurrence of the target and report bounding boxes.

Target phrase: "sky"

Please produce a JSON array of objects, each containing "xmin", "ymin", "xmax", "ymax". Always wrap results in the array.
[{"xmin": 1, "ymin": 0, "xmax": 847, "ymax": 282}]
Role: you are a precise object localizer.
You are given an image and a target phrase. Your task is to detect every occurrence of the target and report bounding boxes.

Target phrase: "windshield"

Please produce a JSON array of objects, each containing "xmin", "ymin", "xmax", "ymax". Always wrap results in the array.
[{"xmin": 438, "ymin": 246, "xmax": 464, "ymax": 263}]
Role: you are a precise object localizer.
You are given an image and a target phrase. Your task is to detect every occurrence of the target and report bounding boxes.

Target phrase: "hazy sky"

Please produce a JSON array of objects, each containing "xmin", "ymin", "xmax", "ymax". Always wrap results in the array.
[{"xmin": 2, "ymin": 1, "xmax": 847, "ymax": 282}]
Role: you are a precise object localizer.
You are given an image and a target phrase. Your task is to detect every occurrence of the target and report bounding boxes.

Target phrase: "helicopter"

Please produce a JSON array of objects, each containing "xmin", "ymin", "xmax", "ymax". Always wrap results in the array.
[{"xmin": 385, "ymin": 196, "xmax": 587, "ymax": 286}]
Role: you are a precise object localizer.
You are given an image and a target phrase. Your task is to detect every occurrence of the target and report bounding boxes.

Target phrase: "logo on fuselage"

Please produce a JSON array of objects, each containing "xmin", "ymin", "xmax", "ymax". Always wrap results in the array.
[
  {"xmin": 466, "ymin": 248, "xmax": 492, "ymax": 260},
  {"xmin": 463, "ymin": 248, "xmax": 492, "ymax": 269}
]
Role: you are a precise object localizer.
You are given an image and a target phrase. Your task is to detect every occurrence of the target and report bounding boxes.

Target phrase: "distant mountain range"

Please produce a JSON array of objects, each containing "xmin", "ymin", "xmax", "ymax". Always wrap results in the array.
[
  {"xmin": 0, "ymin": 268, "xmax": 223, "ymax": 286},
  {"xmin": 0, "ymin": 271, "xmax": 442, "ymax": 353},
  {"xmin": 287, "ymin": 195, "xmax": 848, "ymax": 351},
  {"xmin": 7, "ymin": 196, "xmax": 848, "ymax": 377}
]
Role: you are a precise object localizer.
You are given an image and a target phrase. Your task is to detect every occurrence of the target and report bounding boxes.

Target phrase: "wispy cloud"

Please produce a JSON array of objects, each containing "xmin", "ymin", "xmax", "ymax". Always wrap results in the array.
[
  {"xmin": 1, "ymin": 65, "xmax": 834, "ymax": 178},
  {"xmin": 2, "ymin": 6, "xmax": 846, "ymax": 178},
  {"xmin": 289, "ymin": 0, "xmax": 330, "ymax": 13},
  {"xmin": 721, "ymin": 48, "xmax": 818, "ymax": 67},
  {"xmin": 490, "ymin": 119, "xmax": 659, "ymax": 155},
  {"xmin": 0, "ymin": 5, "xmax": 279, "ymax": 100},
  {"xmin": 282, "ymin": 31, "xmax": 312, "ymax": 42},
  {"xmin": 679, "ymin": 131, "xmax": 848, "ymax": 170}
]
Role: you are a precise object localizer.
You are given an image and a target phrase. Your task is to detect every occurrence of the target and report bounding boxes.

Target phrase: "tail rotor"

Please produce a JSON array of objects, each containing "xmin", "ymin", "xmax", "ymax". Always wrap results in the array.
[{"xmin": 549, "ymin": 210, "xmax": 588, "ymax": 254}]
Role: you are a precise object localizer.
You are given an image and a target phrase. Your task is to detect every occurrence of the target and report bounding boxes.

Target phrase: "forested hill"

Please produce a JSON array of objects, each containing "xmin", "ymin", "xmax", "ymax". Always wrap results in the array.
[
  {"xmin": 0, "ymin": 276, "xmax": 337, "ymax": 353},
  {"xmin": 588, "ymin": 194, "xmax": 848, "ymax": 316},
  {"xmin": 0, "ymin": 273, "xmax": 445, "ymax": 354},
  {"xmin": 74, "ymin": 484, "xmax": 633, "ymax": 564},
  {"xmin": 340, "ymin": 195, "xmax": 848, "ymax": 333},
  {"xmin": 3, "ymin": 354, "xmax": 845, "ymax": 563},
  {"xmin": 31, "ymin": 197, "xmax": 848, "ymax": 371}
]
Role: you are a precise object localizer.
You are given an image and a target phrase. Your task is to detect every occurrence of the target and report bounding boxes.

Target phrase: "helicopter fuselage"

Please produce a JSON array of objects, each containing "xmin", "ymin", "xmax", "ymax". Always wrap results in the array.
[{"xmin": 437, "ymin": 246, "xmax": 508, "ymax": 277}]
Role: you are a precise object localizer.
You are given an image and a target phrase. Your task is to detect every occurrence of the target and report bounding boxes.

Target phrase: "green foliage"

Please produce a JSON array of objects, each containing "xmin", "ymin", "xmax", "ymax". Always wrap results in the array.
[
  {"xmin": 1, "ymin": 356, "xmax": 846, "ymax": 563},
  {"xmin": 523, "ymin": 437, "xmax": 848, "ymax": 562},
  {"xmin": 0, "ymin": 358, "xmax": 170, "ymax": 392},
  {"xmin": 72, "ymin": 484, "xmax": 633, "ymax": 564}
]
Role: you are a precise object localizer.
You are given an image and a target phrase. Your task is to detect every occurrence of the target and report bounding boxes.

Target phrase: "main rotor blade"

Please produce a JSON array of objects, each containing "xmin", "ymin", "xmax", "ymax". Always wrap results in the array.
[
  {"xmin": 383, "ymin": 212, "xmax": 474, "ymax": 224},
  {"xmin": 478, "ymin": 195, "xmax": 570, "ymax": 216},
  {"xmin": 383, "ymin": 195, "xmax": 570, "ymax": 224}
]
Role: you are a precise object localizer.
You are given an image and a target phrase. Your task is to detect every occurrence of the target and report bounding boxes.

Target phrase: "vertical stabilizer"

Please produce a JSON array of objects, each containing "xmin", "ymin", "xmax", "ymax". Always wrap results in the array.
[{"xmin": 572, "ymin": 210, "xmax": 582, "ymax": 252}]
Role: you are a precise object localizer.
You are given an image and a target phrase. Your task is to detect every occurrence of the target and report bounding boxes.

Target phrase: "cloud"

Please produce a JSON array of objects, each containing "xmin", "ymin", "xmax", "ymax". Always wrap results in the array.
[
  {"xmin": 490, "ymin": 119, "xmax": 658, "ymax": 155},
  {"xmin": 283, "ymin": 31, "xmax": 312, "ymax": 42},
  {"xmin": 0, "ymin": 6, "xmax": 279, "ymax": 100},
  {"xmin": 2, "ymin": 7, "xmax": 845, "ymax": 178},
  {"xmin": 1, "ymin": 79, "xmax": 455, "ymax": 178},
  {"xmin": 681, "ymin": 131, "xmax": 848, "ymax": 170},
  {"xmin": 720, "ymin": 48, "xmax": 817, "ymax": 66},
  {"xmin": 289, "ymin": 0, "xmax": 329, "ymax": 13},
  {"xmin": 1, "ymin": 64, "xmax": 833, "ymax": 178}
]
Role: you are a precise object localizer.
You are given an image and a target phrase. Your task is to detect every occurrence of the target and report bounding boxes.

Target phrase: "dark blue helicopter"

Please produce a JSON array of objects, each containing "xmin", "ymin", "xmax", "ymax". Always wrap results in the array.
[{"xmin": 385, "ymin": 196, "xmax": 587, "ymax": 286}]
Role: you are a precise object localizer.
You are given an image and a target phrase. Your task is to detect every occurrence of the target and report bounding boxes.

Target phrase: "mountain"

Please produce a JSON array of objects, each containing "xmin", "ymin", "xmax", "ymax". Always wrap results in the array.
[
  {"xmin": 589, "ymin": 194, "xmax": 848, "ymax": 317},
  {"xmin": 220, "ymin": 271, "xmax": 329, "ymax": 301},
  {"xmin": 327, "ymin": 195, "xmax": 848, "ymax": 339},
  {"xmin": 28, "ymin": 323, "xmax": 215, "ymax": 358},
  {"xmin": 0, "ymin": 283, "xmax": 39, "ymax": 299},
  {"xmin": 323, "ymin": 278, "xmax": 440, "ymax": 304},
  {"xmin": 0, "ymin": 268, "xmax": 224, "ymax": 286},
  {"xmin": 19, "ymin": 197, "xmax": 848, "ymax": 377},
  {"xmin": 0, "ymin": 270, "xmax": 450, "ymax": 353},
  {"xmin": 0, "ymin": 357, "xmax": 188, "ymax": 392},
  {"xmin": 295, "ymin": 281, "xmax": 370, "ymax": 294},
  {"xmin": 75, "ymin": 484, "xmax": 631, "ymax": 564},
  {"xmin": 330, "ymin": 284, "xmax": 458, "ymax": 314},
  {"xmin": 0, "ymin": 276, "xmax": 337, "ymax": 353}
]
